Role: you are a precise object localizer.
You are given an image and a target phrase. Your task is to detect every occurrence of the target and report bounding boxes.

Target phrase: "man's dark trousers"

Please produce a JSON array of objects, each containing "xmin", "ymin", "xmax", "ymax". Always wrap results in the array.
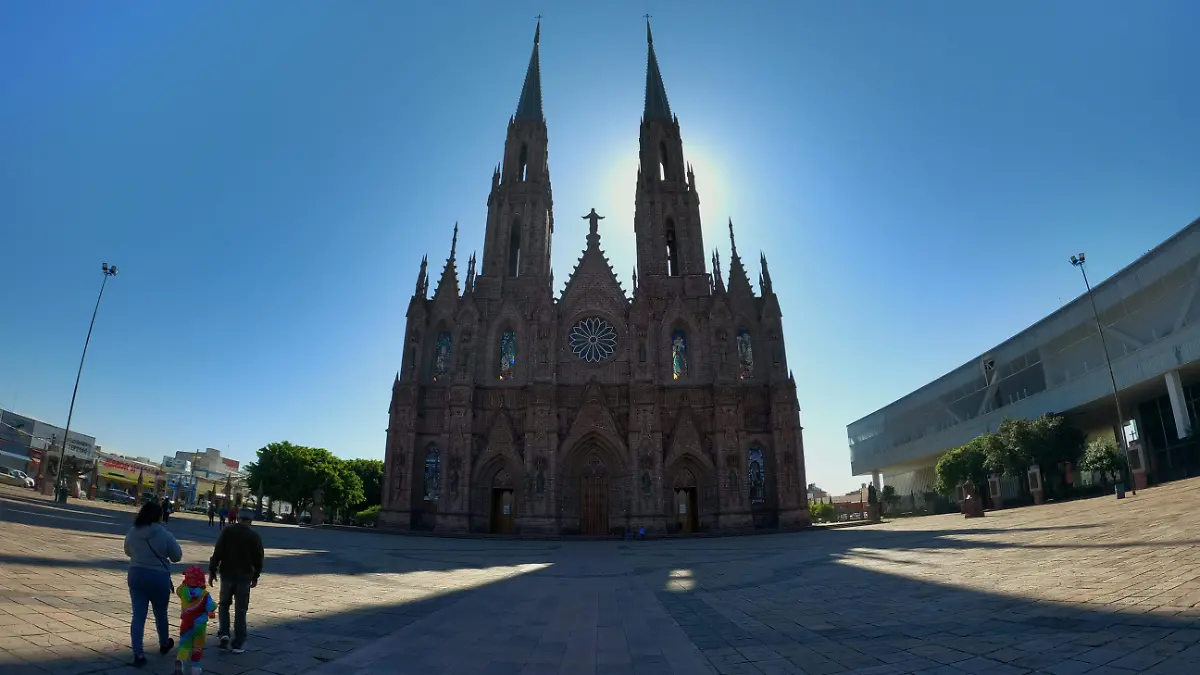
[{"xmin": 218, "ymin": 575, "xmax": 252, "ymax": 648}]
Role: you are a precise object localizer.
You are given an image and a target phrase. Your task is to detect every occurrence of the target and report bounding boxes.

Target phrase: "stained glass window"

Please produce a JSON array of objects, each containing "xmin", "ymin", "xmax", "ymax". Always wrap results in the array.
[
  {"xmin": 736, "ymin": 328, "xmax": 754, "ymax": 380},
  {"xmin": 748, "ymin": 446, "xmax": 765, "ymax": 504},
  {"xmin": 433, "ymin": 331, "xmax": 452, "ymax": 381},
  {"xmin": 423, "ymin": 445, "xmax": 441, "ymax": 501},
  {"xmin": 671, "ymin": 330, "xmax": 689, "ymax": 380},
  {"xmin": 641, "ymin": 472, "xmax": 653, "ymax": 497},
  {"xmin": 499, "ymin": 330, "xmax": 517, "ymax": 380}
]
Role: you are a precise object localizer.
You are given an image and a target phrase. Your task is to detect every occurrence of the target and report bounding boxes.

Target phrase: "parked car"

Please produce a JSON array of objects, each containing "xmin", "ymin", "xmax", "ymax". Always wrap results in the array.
[
  {"xmin": 103, "ymin": 489, "xmax": 137, "ymax": 505},
  {"xmin": 0, "ymin": 471, "xmax": 27, "ymax": 488},
  {"xmin": 4, "ymin": 469, "xmax": 35, "ymax": 488}
]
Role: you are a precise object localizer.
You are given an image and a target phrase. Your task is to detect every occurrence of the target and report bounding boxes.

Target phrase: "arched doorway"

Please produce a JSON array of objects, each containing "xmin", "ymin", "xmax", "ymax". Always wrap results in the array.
[
  {"xmin": 490, "ymin": 469, "xmax": 515, "ymax": 534},
  {"xmin": 580, "ymin": 456, "xmax": 608, "ymax": 536},
  {"xmin": 673, "ymin": 468, "xmax": 699, "ymax": 533}
]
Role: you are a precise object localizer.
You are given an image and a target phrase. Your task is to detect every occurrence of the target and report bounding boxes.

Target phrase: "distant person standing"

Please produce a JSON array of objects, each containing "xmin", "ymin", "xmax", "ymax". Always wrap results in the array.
[
  {"xmin": 207, "ymin": 502, "xmax": 216, "ymax": 527},
  {"xmin": 161, "ymin": 496, "xmax": 173, "ymax": 524},
  {"xmin": 218, "ymin": 506, "xmax": 228, "ymax": 528},
  {"xmin": 209, "ymin": 509, "xmax": 264, "ymax": 654},
  {"xmin": 124, "ymin": 501, "xmax": 182, "ymax": 667}
]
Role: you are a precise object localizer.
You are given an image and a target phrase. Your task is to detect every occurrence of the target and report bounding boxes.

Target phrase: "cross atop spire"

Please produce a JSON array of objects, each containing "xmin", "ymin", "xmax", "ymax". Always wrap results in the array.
[
  {"xmin": 515, "ymin": 18, "xmax": 544, "ymax": 122},
  {"xmin": 643, "ymin": 17, "xmax": 672, "ymax": 122}
]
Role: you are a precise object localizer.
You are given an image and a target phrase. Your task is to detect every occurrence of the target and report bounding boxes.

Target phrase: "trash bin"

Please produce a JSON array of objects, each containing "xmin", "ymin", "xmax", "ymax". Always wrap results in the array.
[
  {"xmin": 55, "ymin": 486, "xmax": 69, "ymax": 503},
  {"xmin": 1114, "ymin": 483, "xmax": 1126, "ymax": 500}
]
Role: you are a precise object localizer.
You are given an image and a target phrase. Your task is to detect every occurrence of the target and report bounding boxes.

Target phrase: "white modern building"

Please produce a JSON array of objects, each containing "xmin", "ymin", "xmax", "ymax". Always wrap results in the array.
[{"xmin": 848, "ymin": 215, "xmax": 1200, "ymax": 495}]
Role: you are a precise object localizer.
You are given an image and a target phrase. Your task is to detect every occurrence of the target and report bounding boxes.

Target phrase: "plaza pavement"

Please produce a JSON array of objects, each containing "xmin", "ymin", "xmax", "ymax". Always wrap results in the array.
[{"xmin": 1, "ymin": 480, "xmax": 1199, "ymax": 675}]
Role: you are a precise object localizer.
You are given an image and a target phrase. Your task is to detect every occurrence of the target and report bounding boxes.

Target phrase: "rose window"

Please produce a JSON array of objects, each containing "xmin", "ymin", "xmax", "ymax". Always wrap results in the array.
[{"xmin": 570, "ymin": 317, "xmax": 618, "ymax": 363}]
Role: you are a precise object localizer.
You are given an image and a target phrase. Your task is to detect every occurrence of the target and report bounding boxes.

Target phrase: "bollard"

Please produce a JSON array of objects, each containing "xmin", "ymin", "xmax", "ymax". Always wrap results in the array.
[{"xmin": 1114, "ymin": 483, "xmax": 1126, "ymax": 500}]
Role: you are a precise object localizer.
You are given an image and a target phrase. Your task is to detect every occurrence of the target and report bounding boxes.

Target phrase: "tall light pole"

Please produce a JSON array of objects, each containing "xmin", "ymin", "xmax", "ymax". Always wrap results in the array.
[
  {"xmin": 49, "ymin": 262, "xmax": 118, "ymax": 500},
  {"xmin": 1070, "ymin": 253, "xmax": 1135, "ymax": 495}
]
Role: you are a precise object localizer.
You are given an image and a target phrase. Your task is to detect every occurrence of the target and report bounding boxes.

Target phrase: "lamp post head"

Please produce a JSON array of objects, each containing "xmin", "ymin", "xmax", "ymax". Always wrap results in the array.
[
  {"xmin": 102, "ymin": 262, "xmax": 118, "ymax": 277},
  {"xmin": 1070, "ymin": 253, "xmax": 1086, "ymax": 267}
]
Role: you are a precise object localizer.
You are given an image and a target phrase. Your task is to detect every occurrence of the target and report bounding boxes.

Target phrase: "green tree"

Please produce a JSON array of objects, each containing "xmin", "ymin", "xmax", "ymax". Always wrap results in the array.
[
  {"xmin": 245, "ymin": 441, "xmax": 310, "ymax": 510},
  {"xmin": 344, "ymin": 458, "xmax": 384, "ymax": 509},
  {"xmin": 1079, "ymin": 437, "xmax": 1126, "ymax": 484},
  {"xmin": 934, "ymin": 439, "xmax": 988, "ymax": 497},
  {"xmin": 808, "ymin": 501, "xmax": 835, "ymax": 523},
  {"xmin": 980, "ymin": 430, "xmax": 1022, "ymax": 477},
  {"xmin": 880, "ymin": 485, "xmax": 899, "ymax": 515}
]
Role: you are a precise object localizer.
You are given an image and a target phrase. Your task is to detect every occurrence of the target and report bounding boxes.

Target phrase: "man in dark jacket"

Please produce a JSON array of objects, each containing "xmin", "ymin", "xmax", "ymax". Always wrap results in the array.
[{"xmin": 208, "ymin": 509, "xmax": 264, "ymax": 652}]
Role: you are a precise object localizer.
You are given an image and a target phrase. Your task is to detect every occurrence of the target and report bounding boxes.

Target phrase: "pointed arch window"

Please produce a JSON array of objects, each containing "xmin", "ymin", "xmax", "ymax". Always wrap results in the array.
[
  {"xmin": 748, "ymin": 445, "xmax": 766, "ymax": 504},
  {"xmin": 736, "ymin": 328, "xmax": 754, "ymax": 380},
  {"xmin": 671, "ymin": 330, "xmax": 689, "ymax": 380},
  {"xmin": 499, "ymin": 330, "xmax": 517, "ymax": 380},
  {"xmin": 423, "ymin": 445, "xmax": 441, "ymax": 501},
  {"xmin": 508, "ymin": 220, "xmax": 521, "ymax": 277},
  {"xmin": 433, "ymin": 331, "xmax": 452, "ymax": 382},
  {"xmin": 518, "ymin": 143, "xmax": 529, "ymax": 182},
  {"xmin": 665, "ymin": 219, "xmax": 679, "ymax": 277},
  {"xmin": 659, "ymin": 140, "xmax": 670, "ymax": 181}
]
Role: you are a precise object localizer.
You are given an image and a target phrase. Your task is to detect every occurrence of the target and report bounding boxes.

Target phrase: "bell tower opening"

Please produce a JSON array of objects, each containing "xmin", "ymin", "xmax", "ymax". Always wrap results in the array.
[
  {"xmin": 659, "ymin": 140, "xmax": 670, "ymax": 181},
  {"xmin": 518, "ymin": 143, "xmax": 529, "ymax": 182},
  {"xmin": 665, "ymin": 218, "xmax": 680, "ymax": 277},
  {"xmin": 508, "ymin": 221, "xmax": 521, "ymax": 277}
]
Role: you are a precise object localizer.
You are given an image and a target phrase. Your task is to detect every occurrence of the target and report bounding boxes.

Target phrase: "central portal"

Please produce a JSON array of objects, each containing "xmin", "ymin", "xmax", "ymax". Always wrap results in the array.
[
  {"xmin": 580, "ymin": 456, "xmax": 608, "ymax": 536},
  {"xmin": 490, "ymin": 488, "xmax": 514, "ymax": 533},
  {"xmin": 674, "ymin": 488, "xmax": 698, "ymax": 532}
]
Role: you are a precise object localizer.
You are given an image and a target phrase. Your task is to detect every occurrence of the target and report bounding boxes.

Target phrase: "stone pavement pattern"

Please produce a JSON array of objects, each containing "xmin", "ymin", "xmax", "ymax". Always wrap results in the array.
[{"xmin": 1, "ymin": 479, "xmax": 1199, "ymax": 675}]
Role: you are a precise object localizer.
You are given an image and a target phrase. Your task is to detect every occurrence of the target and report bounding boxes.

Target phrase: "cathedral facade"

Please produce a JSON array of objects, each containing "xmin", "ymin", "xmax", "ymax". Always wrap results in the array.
[{"xmin": 379, "ymin": 22, "xmax": 811, "ymax": 535}]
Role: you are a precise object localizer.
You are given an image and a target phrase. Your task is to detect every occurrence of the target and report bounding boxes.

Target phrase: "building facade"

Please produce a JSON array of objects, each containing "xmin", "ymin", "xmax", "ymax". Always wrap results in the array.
[
  {"xmin": 379, "ymin": 23, "xmax": 810, "ymax": 535},
  {"xmin": 0, "ymin": 408, "xmax": 96, "ymax": 475},
  {"xmin": 848, "ymin": 215, "xmax": 1200, "ymax": 496}
]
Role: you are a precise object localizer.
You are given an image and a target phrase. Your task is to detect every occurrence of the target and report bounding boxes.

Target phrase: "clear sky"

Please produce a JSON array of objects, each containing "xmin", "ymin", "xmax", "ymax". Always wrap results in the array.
[{"xmin": 1, "ymin": 1, "xmax": 1198, "ymax": 494}]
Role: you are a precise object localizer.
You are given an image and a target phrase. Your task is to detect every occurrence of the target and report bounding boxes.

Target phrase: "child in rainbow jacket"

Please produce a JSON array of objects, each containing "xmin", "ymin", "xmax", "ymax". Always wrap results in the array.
[{"xmin": 175, "ymin": 566, "xmax": 216, "ymax": 675}]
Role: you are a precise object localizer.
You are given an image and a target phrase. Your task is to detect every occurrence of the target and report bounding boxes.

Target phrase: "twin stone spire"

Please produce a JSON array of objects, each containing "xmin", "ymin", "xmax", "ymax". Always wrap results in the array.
[{"xmin": 420, "ymin": 19, "xmax": 770, "ymax": 301}]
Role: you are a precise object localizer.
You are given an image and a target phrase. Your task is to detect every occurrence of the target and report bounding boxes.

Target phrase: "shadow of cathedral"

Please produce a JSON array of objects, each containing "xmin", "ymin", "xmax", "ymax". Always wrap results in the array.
[{"xmin": 380, "ymin": 20, "xmax": 810, "ymax": 536}]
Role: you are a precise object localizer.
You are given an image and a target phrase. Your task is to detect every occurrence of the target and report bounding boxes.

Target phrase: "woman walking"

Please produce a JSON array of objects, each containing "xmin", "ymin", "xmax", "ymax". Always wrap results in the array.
[{"xmin": 124, "ymin": 500, "xmax": 182, "ymax": 667}]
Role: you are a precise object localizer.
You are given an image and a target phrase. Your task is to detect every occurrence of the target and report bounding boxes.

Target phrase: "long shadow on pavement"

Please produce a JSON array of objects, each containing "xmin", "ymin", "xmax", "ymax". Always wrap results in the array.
[{"xmin": 4, "ymin": 490, "xmax": 1200, "ymax": 674}]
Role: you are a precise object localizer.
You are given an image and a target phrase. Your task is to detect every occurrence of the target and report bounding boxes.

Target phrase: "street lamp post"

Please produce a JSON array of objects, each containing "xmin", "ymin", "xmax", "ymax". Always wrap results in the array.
[
  {"xmin": 49, "ymin": 262, "xmax": 118, "ymax": 500},
  {"xmin": 1069, "ymin": 253, "xmax": 1135, "ymax": 496}
]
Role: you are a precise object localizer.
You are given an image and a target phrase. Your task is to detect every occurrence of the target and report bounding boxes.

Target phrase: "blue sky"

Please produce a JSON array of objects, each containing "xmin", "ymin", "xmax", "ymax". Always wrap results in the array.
[{"xmin": 1, "ymin": 1, "xmax": 1197, "ymax": 494}]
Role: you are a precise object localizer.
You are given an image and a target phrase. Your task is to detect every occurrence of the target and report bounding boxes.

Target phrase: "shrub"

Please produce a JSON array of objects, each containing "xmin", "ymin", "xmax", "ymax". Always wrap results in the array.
[
  {"xmin": 1078, "ymin": 437, "xmax": 1126, "ymax": 484},
  {"xmin": 809, "ymin": 501, "xmax": 835, "ymax": 523},
  {"xmin": 355, "ymin": 504, "xmax": 381, "ymax": 526}
]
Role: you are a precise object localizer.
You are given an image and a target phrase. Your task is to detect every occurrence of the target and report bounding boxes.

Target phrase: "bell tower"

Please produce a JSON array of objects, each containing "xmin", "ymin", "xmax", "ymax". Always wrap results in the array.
[
  {"xmin": 476, "ymin": 20, "xmax": 555, "ymax": 300},
  {"xmin": 633, "ymin": 21, "xmax": 708, "ymax": 297}
]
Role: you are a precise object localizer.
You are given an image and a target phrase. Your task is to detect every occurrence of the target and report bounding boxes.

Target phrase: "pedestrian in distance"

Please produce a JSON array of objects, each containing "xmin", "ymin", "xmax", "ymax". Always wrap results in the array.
[
  {"xmin": 209, "ymin": 509, "xmax": 264, "ymax": 654},
  {"xmin": 161, "ymin": 496, "xmax": 173, "ymax": 524},
  {"xmin": 207, "ymin": 502, "xmax": 216, "ymax": 527},
  {"xmin": 124, "ymin": 500, "xmax": 182, "ymax": 667},
  {"xmin": 218, "ymin": 506, "xmax": 227, "ymax": 528}
]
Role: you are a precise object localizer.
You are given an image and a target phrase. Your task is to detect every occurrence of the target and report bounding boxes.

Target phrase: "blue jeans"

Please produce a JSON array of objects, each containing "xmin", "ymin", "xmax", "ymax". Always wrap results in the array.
[{"xmin": 127, "ymin": 567, "xmax": 172, "ymax": 657}]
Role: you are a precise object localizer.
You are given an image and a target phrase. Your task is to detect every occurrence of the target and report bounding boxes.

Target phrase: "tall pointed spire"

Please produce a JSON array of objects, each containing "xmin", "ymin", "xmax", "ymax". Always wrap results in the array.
[
  {"xmin": 434, "ymin": 223, "xmax": 461, "ymax": 298},
  {"xmin": 643, "ymin": 19, "xmax": 672, "ymax": 122},
  {"xmin": 760, "ymin": 252, "xmax": 774, "ymax": 293},
  {"xmin": 727, "ymin": 218, "xmax": 754, "ymax": 296},
  {"xmin": 414, "ymin": 254, "xmax": 428, "ymax": 297},
  {"xmin": 515, "ymin": 18, "xmax": 544, "ymax": 122}
]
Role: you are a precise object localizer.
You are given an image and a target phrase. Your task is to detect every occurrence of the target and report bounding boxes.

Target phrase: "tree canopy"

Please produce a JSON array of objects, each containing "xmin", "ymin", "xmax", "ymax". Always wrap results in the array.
[
  {"xmin": 934, "ymin": 439, "xmax": 989, "ymax": 496},
  {"xmin": 246, "ymin": 441, "xmax": 374, "ymax": 518}
]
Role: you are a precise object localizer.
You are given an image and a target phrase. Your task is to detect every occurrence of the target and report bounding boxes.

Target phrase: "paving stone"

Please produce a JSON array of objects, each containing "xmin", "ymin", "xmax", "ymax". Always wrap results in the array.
[{"xmin": 5, "ymin": 480, "xmax": 1200, "ymax": 674}]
